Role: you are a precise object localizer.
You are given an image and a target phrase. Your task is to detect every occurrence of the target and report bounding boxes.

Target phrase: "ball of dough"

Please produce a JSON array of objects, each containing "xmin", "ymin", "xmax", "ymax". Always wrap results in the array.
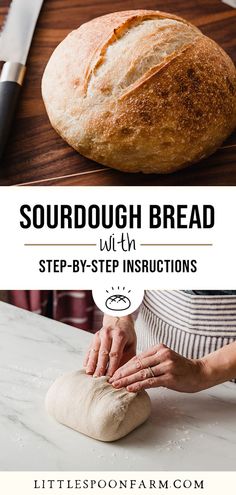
[
  {"xmin": 42, "ymin": 10, "xmax": 236, "ymax": 174},
  {"xmin": 45, "ymin": 370, "xmax": 151, "ymax": 442}
]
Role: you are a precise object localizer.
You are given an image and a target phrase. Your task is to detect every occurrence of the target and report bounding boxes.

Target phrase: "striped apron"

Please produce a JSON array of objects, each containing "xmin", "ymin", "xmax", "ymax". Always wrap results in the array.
[{"xmin": 135, "ymin": 290, "xmax": 236, "ymax": 382}]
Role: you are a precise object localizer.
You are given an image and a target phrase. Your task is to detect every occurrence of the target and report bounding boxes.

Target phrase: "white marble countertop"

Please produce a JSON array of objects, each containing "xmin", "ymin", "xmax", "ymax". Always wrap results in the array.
[{"xmin": 0, "ymin": 301, "xmax": 236, "ymax": 471}]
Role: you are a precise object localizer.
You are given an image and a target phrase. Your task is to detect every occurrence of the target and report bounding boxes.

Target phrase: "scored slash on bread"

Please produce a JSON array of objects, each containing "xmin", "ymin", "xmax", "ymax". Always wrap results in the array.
[
  {"xmin": 82, "ymin": 10, "xmax": 197, "ymax": 95},
  {"xmin": 42, "ymin": 10, "xmax": 236, "ymax": 174}
]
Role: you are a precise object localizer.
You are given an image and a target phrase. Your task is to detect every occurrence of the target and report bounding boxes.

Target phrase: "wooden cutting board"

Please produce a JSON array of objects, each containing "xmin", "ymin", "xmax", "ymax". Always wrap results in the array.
[{"xmin": 0, "ymin": 0, "xmax": 236, "ymax": 186}]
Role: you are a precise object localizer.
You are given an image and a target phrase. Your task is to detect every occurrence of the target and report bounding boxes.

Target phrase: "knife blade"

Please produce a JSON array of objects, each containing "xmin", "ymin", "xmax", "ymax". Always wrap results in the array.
[
  {"xmin": 222, "ymin": 1, "xmax": 236, "ymax": 7},
  {"xmin": 0, "ymin": 0, "xmax": 44, "ymax": 160}
]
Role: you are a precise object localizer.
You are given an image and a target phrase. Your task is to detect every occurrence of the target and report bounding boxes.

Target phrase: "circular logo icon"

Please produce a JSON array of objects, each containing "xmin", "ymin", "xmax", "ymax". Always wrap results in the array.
[{"xmin": 92, "ymin": 285, "xmax": 144, "ymax": 317}]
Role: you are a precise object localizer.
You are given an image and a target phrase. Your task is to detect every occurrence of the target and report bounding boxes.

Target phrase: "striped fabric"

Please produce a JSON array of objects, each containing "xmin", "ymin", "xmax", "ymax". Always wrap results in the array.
[
  {"xmin": 9, "ymin": 290, "xmax": 103, "ymax": 333},
  {"xmin": 135, "ymin": 290, "xmax": 236, "ymax": 382}
]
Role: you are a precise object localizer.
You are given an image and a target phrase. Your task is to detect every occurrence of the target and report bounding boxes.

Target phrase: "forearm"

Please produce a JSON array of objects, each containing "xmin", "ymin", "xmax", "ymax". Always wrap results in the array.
[{"xmin": 200, "ymin": 342, "xmax": 236, "ymax": 388}]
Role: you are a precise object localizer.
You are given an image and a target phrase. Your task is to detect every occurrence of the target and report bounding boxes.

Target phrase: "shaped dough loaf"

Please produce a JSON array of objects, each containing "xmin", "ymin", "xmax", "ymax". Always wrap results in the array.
[{"xmin": 45, "ymin": 369, "xmax": 151, "ymax": 441}]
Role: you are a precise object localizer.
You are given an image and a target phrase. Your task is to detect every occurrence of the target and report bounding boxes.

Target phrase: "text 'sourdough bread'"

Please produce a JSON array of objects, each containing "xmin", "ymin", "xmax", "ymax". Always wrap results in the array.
[
  {"xmin": 42, "ymin": 10, "xmax": 236, "ymax": 174},
  {"xmin": 45, "ymin": 370, "xmax": 151, "ymax": 442}
]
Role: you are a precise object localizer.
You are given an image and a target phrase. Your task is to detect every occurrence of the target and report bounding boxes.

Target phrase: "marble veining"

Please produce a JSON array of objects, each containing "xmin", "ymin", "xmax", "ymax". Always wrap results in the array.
[{"xmin": 0, "ymin": 301, "xmax": 236, "ymax": 471}]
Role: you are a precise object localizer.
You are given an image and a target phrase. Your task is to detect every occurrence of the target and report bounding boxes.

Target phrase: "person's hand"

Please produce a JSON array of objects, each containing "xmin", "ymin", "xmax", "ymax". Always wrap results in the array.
[
  {"xmin": 83, "ymin": 315, "xmax": 137, "ymax": 378},
  {"xmin": 109, "ymin": 344, "xmax": 207, "ymax": 393}
]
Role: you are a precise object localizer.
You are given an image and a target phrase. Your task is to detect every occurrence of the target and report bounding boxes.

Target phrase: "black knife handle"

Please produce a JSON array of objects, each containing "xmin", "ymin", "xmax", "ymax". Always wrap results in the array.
[
  {"xmin": 0, "ymin": 81, "xmax": 21, "ymax": 160},
  {"xmin": 0, "ymin": 62, "xmax": 26, "ymax": 162}
]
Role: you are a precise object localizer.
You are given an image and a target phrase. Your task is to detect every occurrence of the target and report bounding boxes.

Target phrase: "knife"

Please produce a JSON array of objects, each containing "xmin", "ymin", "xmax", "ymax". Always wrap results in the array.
[
  {"xmin": 222, "ymin": 1, "xmax": 236, "ymax": 7},
  {"xmin": 0, "ymin": 0, "xmax": 44, "ymax": 160}
]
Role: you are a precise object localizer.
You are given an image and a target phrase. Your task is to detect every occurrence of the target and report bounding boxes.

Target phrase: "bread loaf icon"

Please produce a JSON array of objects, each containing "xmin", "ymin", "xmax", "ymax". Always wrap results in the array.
[{"xmin": 105, "ymin": 294, "xmax": 131, "ymax": 311}]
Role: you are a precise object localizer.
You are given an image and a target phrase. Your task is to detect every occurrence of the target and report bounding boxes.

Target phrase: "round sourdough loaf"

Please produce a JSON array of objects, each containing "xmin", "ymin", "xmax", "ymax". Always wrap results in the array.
[{"xmin": 42, "ymin": 10, "xmax": 236, "ymax": 174}]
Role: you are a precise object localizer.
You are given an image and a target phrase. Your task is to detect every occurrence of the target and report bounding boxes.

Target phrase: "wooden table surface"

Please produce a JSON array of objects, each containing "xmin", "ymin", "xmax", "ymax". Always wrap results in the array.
[{"xmin": 0, "ymin": 0, "xmax": 236, "ymax": 186}]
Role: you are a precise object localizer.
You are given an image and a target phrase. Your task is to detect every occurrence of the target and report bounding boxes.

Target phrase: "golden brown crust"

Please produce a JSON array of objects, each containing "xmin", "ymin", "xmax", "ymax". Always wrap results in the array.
[
  {"xmin": 42, "ymin": 10, "xmax": 236, "ymax": 174},
  {"xmin": 120, "ymin": 42, "xmax": 195, "ymax": 100},
  {"xmin": 93, "ymin": 37, "xmax": 236, "ymax": 173},
  {"xmin": 80, "ymin": 10, "xmax": 196, "ymax": 93}
]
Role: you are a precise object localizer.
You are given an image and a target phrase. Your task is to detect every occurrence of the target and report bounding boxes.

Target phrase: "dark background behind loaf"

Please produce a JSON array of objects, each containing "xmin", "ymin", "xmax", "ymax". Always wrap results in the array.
[{"xmin": 0, "ymin": 0, "xmax": 235, "ymax": 185}]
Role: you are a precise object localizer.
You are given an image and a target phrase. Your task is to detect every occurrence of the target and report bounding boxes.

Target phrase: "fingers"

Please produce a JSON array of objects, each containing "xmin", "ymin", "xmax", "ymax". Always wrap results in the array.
[
  {"xmin": 127, "ymin": 375, "xmax": 167, "ymax": 392},
  {"xmin": 85, "ymin": 332, "xmax": 170, "ymax": 382},
  {"xmin": 112, "ymin": 368, "xmax": 153, "ymax": 388},
  {"xmin": 109, "ymin": 353, "xmax": 160, "ymax": 383},
  {"xmin": 110, "ymin": 344, "xmax": 169, "ymax": 382},
  {"xmin": 83, "ymin": 348, "xmax": 91, "ymax": 367},
  {"xmin": 135, "ymin": 344, "xmax": 163, "ymax": 360},
  {"xmin": 132, "ymin": 343, "xmax": 168, "ymax": 361},
  {"xmin": 111, "ymin": 361, "xmax": 170, "ymax": 387},
  {"xmin": 94, "ymin": 331, "xmax": 112, "ymax": 377},
  {"xmin": 106, "ymin": 332, "xmax": 126, "ymax": 377},
  {"xmin": 85, "ymin": 332, "xmax": 101, "ymax": 375}
]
